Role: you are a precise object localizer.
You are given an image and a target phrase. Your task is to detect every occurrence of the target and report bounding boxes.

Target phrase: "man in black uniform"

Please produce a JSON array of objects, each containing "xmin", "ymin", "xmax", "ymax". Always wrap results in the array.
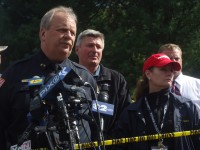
[
  {"xmin": 0, "ymin": 6, "xmax": 97, "ymax": 149},
  {"xmin": 75, "ymin": 29, "xmax": 131, "ymax": 141}
]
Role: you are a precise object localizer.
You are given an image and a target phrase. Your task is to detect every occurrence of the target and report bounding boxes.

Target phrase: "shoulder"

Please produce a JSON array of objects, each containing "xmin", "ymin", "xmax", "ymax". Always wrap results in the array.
[
  {"xmin": 2, "ymin": 56, "xmax": 34, "ymax": 77},
  {"xmin": 68, "ymin": 60, "xmax": 90, "ymax": 72},
  {"xmin": 182, "ymin": 74, "xmax": 200, "ymax": 81},
  {"xmin": 176, "ymin": 73, "xmax": 200, "ymax": 87},
  {"xmin": 100, "ymin": 64, "xmax": 125, "ymax": 79},
  {"xmin": 170, "ymin": 92, "xmax": 197, "ymax": 107},
  {"xmin": 67, "ymin": 59, "xmax": 96, "ymax": 84},
  {"xmin": 184, "ymin": 75, "xmax": 200, "ymax": 87}
]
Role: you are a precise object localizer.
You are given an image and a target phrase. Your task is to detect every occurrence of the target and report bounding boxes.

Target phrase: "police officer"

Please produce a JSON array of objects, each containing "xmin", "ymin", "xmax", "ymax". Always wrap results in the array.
[
  {"xmin": 0, "ymin": 6, "xmax": 97, "ymax": 149},
  {"xmin": 75, "ymin": 29, "xmax": 131, "ymax": 142}
]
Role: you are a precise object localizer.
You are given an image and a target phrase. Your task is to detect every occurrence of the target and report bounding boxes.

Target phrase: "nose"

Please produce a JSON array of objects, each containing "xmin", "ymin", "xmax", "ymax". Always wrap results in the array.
[
  {"xmin": 93, "ymin": 46, "xmax": 98, "ymax": 52},
  {"xmin": 63, "ymin": 30, "xmax": 73, "ymax": 38}
]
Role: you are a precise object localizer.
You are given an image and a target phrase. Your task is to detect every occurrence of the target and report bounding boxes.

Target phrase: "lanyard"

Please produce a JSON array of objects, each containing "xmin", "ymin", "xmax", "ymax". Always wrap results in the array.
[{"xmin": 144, "ymin": 95, "xmax": 169, "ymax": 134}]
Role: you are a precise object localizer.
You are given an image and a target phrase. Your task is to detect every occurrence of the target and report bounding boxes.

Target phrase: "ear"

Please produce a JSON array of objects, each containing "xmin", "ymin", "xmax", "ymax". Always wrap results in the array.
[
  {"xmin": 39, "ymin": 28, "xmax": 46, "ymax": 41},
  {"xmin": 145, "ymin": 70, "xmax": 151, "ymax": 80},
  {"xmin": 75, "ymin": 46, "xmax": 79, "ymax": 55}
]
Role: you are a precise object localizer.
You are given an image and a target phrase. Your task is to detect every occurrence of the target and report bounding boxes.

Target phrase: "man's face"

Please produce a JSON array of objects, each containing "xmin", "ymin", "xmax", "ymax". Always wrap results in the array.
[
  {"xmin": 76, "ymin": 36, "xmax": 103, "ymax": 69},
  {"xmin": 161, "ymin": 49, "xmax": 182, "ymax": 78},
  {"xmin": 40, "ymin": 11, "xmax": 76, "ymax": 62}
]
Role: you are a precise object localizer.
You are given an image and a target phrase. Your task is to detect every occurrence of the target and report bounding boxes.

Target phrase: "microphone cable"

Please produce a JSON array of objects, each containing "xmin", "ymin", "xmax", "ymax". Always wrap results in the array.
[{"xmin": 84, "ymin": 82, "xmax": 106, "ymax": 150}]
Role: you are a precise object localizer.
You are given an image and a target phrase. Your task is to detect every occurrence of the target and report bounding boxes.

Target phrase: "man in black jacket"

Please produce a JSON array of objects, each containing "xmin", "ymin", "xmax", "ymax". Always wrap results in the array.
[
  {"xmin": 75, "ymin": 29, "xmax": 131, "ymax": 141},
  {"xmin": 0, "ymin": 6, "xmax": 97, "ymax": 149}
]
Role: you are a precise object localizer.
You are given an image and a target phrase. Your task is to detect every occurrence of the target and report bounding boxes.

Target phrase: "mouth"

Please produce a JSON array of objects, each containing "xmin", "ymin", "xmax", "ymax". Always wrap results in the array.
[
  {"xmin": 89, "ymin": 55, "xmax": 98, "ymax": 60},
  {"xmin": 60, "ymin": 43, "xmax": 72, "ymax": 49}
]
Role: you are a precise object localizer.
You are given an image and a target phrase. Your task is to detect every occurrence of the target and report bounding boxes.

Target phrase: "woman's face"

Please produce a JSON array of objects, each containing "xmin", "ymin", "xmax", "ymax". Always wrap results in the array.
[{"xmin": 145, "ymin": 64, "xmax": 174, "ymax": 92}]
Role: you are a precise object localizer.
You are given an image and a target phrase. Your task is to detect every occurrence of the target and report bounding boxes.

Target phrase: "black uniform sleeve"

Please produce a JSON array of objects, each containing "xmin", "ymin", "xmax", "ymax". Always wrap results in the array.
[{"xmin": 0, "ymin": 70, "xmax": 14, "ymax": 149}]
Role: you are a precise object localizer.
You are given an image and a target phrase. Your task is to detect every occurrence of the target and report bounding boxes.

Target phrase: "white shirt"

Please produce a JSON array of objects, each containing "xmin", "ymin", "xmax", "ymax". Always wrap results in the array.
[{"xmin": 175, "ymin": 73, "xmax": 200, "ymax": 100}]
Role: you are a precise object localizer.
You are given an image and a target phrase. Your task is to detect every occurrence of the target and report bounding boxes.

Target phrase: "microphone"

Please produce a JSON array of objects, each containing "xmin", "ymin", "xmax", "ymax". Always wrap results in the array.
[
  {"xmin": 38, "ymin": 67, "xmax": 85, "ymax": 101},
  {"xmin": 97, "ymin": 89, "xmax": 109, "ymax": 131},
  {"xmin": 62, "ymin": 82, "xmax": 86, "ymax": 94},
  {"xmin": 93, "ymin": 76, "xmax": 114, "ymax": 132},
  {"xmin": 38, "ymin": 67, "xmax": 72, "ymax": 100},
  {"xmin": 17, "ymin": 122, "xmax": 38, "ymax": 146},
  {"xmin": 28, "ymin": 76, "xmax": 44, "ymax": 98},
  {"xmin": 29, "ymin": 67, "xmax": 72, "ymax": 121},
  {"xmin": 29, "ymin": 67, "xmax": 87, "ymax": 121},
  {"xmin": 17, "ymin": 76, "xmax": 44, "ymax": 147}
]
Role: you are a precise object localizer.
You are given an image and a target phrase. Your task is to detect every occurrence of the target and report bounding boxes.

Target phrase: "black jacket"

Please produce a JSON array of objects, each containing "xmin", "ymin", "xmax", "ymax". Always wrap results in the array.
[
  {"xmin": 0, "ymin": 51, "xmax": 97, "ymax": 149},
  {"xmin": 91, "ymin": 64, "xmax": 131, "ymax": 140},
  {"xmin": 113, "ymin": 89, "xmax": 200, "ymax": 150}
]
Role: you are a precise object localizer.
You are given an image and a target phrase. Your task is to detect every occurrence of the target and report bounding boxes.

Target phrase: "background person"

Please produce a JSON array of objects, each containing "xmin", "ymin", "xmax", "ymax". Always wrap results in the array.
[
  {"xmin": 75, "ymin": 29, "xmax": 131, "ymax": 141},
  {"xmin": 0, "ymin": 6, "xmax": 97, "ymax": 149},
  {"xmin": 113, "ymin": 53, "xmax": 200, "ymax": 150},
  {"xmin": 158, "ymin": 43, "xmax": 200, "ymax": 100},
  {"xmin": 0, "ymin": 46, "xmax": 7, "ymax": 77}
]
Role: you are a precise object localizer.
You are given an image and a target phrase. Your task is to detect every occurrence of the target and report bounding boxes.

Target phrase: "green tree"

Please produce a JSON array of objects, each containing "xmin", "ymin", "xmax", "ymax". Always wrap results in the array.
[{"xmin": 1, "ymin": 0, "xmax": 200, "ymax": 93}]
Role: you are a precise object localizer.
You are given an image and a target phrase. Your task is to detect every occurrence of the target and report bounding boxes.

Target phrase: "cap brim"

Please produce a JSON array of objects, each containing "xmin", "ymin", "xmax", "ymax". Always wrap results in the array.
[
  {"xmin": 0, "ymin": 46, "xmax": 8, "ymax": 52},
  {"xmin": 156, "ymin": 60, "xmax": 181, "ymax": 71},
  {"xmin": 171, "ymin": 62, "xmax": 181, "ymax": 71}
]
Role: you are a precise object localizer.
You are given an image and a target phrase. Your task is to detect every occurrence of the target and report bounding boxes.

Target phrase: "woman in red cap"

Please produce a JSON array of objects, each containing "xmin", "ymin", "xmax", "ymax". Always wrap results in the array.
[{"xmin": 112, "ymin": 53, "xmax": 200, "ymax": 150}]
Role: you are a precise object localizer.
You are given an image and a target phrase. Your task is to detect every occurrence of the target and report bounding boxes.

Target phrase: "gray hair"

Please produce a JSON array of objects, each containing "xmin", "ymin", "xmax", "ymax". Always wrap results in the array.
[
  {"xmin": 40, "ymin": 6, "xmax": 77, "ymax": 30},
  {"xmin": 76, "ymin": 29, "xmax": 105, "ymax": 48}
]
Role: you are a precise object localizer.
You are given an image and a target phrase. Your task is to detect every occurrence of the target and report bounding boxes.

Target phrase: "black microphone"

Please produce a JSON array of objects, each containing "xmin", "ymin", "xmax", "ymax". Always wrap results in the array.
[
  {"xmin": 17, "ymin": 121, "xmax": 38, "ymax": 146},
  {"xmin": 17, "ymin": 76, "xmax": 44, "ymax": 146},
  {"xmin": 97, "ymin": 88, "xmax": 109, "ymax": 132},
  {"xmin": 38, "ymin": 67, "xmax": 85, "ymax": 102},
  {"xmin": 62, "ymin": 82, "xmax": 86, "ymax": 94},
  {"xmin": 29, "ymin": 67, "xmax": 86, "ymax": 121},
  {"xmin": 97, "ymin": 75, "xmax": 111, "ymax": 132},
  {"xmin": 28, "ymin": 76, "xmax": 44, "ymax": 98},
  {"xmin": 27, "ymin": 76, "xmax": 47, "ymax": 121}
]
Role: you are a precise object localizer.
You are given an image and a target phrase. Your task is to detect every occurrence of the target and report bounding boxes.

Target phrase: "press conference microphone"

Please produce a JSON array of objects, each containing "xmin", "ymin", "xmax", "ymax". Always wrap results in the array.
[
  {"xmin": 18, "ymin": 121, "xmax": 38, "ymax": 146},
  {"xmin": 97, "ymin": 90, "xmax": 109, "ymax": 132},
  {"xmin": 28, "ymin": 76, "xmax": 44, "ymax": 98},
  {"xmin": 62, "ymin": 82, "xmax": 86, "ymax": 93},
  {"xmin": 38, "ymin": 67, "xmax": 72, "ymax": 100},
  {"xmin": 18, "ymin": 76, "xmax": 44, "ymax": 146}
]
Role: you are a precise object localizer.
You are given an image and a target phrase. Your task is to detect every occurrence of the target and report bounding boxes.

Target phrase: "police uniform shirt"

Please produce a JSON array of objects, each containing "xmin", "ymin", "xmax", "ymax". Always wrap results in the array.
[{"xmin": 0, "ymin": 50, "xmax": 97, "ymax": 149}]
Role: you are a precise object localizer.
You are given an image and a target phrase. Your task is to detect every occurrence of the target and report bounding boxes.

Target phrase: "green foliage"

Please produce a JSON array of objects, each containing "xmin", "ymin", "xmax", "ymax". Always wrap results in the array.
[{"xmin": 1, "ymin": 0, "xmax": 200, "ymax": 93}]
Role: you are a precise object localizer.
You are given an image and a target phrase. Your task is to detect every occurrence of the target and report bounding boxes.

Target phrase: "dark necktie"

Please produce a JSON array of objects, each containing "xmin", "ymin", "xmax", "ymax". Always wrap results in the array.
[{"xmin": 171, "ymin": 81, "xmax": 181, "ymax": 96}]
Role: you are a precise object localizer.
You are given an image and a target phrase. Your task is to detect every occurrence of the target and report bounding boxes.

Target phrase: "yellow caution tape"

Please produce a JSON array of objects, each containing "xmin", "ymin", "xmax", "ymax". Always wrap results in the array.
[{"xmin": 74, "ymin": 129, "xmax": 200, "ymax": 149}]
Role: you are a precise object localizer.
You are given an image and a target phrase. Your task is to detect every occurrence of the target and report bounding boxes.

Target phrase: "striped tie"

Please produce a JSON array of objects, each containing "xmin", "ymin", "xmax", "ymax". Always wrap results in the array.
[{"xmin": 171, "ymin": 81, "xmax": 181, "ymax": 96}]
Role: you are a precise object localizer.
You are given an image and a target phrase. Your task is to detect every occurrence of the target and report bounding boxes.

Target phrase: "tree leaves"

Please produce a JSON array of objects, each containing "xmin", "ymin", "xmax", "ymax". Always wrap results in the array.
[{"xmin": 1, "ymin": 0, "xmax": 200, "ymax": 90}]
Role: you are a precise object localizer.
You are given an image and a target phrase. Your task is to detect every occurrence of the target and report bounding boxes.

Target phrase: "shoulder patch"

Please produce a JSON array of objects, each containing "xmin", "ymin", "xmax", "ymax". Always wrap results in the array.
[{"xmin": 0, "ymin": 77, "xmax": 5, "ymax": 87}]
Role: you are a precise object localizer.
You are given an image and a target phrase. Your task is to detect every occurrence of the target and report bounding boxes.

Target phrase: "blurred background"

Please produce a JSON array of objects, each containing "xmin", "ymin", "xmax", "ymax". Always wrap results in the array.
[{"xmin": 1, "ymin": 0, "xmax": 200, "ymax": 94}]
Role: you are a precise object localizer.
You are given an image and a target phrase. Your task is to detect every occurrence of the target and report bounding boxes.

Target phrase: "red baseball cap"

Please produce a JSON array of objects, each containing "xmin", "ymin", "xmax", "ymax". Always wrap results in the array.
[{"xmin": 143, "ymin": 53, "xmax": 181, "ymax": 72}]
